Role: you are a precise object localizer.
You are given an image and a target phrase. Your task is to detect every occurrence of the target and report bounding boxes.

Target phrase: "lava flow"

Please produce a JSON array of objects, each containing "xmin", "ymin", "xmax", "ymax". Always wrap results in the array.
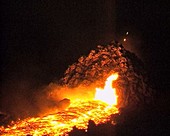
[
  {"xmin": 0, "ymin": 73, "xmax": 119, "ymax": 136},
  {"xmin": 95, "ymin": 73, "xmax": 118, "ymax": 105}
]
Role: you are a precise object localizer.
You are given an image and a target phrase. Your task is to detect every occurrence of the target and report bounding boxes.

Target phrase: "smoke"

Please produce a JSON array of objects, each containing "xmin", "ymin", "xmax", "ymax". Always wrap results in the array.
[
  {"xmin": 0, "ymin": 77, "xmax": 97, "ymax": 123},
  {"xmin": 31, "ymin": 82, "xmax": 96, "ymax": 117},
  {"xmin": 0, "ymin": 80, "xmax": 39, "ymax": 120}
]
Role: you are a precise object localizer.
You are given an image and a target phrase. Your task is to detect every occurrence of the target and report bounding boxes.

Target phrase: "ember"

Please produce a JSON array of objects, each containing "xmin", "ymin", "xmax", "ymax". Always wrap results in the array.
[{"xmin": 0, "ymin": 74, "xmax": 119, "ymax": 136}]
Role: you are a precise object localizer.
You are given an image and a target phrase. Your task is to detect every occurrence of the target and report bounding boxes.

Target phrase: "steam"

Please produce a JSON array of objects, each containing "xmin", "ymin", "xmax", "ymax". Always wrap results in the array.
[
  {"xmin": 0, "ymin": 80, "xmax": 40, "ymax": 121},
  {"xmin": 0, "ymin": 78, "xmax": 97, "ymax": 123},
  {"xmin": 33, "ymin": 83, "xmax": 97, "ymax": 116}
]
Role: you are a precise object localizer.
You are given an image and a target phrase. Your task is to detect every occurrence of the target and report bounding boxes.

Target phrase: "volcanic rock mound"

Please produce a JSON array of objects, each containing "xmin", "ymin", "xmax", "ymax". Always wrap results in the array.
[{"xmin": 60, "ymin": 41, "xmax": 153, "ymax": 108}]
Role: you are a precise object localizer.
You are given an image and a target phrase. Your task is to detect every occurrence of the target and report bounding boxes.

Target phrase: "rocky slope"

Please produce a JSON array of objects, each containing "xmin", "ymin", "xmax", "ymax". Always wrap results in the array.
[{"xmin": 60, "ymin": 41, "xmax": 154, "ymax": 108}]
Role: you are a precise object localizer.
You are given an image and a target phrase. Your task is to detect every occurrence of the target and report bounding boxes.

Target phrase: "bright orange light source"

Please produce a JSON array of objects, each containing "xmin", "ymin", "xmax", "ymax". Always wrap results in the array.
[
  {"xmin": 94, "ymin": 73, "xmax": 118, "ymax": 105},
  {"xmin": 123, "ymin": 38, "xmax": 127, "ymax": 42},
  {"xmin": 0, "ymin": 73, "xmax": 119, "ymax": 135}
]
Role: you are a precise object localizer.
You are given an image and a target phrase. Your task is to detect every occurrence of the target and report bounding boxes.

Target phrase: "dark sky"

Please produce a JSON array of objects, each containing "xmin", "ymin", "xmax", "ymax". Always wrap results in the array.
[
  {"xmin": 1, "ymin": 0, "xmax": 169, "ymax": 99},
  {"xmin": 116, "ymin": 0, "xmax": 169, "ymax": 91},
  {"xmin": 1, "ymin": 1, "xmax": 115, "ymax": 84}
]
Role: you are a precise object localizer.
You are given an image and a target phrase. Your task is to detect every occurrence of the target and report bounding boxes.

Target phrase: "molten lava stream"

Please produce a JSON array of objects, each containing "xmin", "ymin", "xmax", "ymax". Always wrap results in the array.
[{"xmin": 0, "ymin": 73, "xmax": 119, "ymax": 136}]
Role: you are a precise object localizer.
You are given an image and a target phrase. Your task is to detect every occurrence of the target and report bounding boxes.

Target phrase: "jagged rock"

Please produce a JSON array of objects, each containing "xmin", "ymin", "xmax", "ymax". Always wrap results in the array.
[{"xmin": 60, "ymin": 41, "xmax": 154, "ymax": 108}]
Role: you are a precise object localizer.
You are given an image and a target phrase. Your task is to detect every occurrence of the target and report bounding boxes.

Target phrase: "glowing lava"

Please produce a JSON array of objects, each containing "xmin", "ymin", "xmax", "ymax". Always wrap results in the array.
[
  {"xmin": 95, "ymin": 73, "xmax": 118, "ymax": 105},
  {"xmin": 0, "ymin": 73, "xmax": 119, "ymax": 136}
]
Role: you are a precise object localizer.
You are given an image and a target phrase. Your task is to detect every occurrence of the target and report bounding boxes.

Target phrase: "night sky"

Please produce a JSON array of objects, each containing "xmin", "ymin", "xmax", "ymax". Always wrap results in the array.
[{"xmin": 1, "ymin": 0, "xmax": 169, "ymax": 114}]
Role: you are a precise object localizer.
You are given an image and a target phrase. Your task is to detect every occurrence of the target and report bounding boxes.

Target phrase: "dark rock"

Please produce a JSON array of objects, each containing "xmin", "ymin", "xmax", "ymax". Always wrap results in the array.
[{"xmin": 60, "ymin": 40, "xmax": 154, "ymax": 108}]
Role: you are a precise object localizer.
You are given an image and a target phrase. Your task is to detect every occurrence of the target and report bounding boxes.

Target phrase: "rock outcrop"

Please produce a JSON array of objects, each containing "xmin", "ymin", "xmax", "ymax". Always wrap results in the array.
[{"xmin": 60, "ymin": 41, "xmax": 154, "ymax": 108}]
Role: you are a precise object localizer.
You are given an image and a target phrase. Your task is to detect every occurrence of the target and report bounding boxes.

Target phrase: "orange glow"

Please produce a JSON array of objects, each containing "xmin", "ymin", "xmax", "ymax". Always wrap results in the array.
[
  {"xmin": 95, "ymin": 73, "xmax": 118, "ymax": 105},
  {"xmin": 0, "ymin": 73, "xmax": 119, "ymax": 135}
]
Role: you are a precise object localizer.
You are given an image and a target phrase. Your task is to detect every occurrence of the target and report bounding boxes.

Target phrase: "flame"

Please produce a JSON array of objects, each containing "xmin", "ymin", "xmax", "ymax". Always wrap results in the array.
[
  {"xmin": 0, "ymin": 73, "xmax": 119, "ymax": 136},
  {"xmin": 95, "ymin": 73, "xmax": 118, "ymax": 105}
]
